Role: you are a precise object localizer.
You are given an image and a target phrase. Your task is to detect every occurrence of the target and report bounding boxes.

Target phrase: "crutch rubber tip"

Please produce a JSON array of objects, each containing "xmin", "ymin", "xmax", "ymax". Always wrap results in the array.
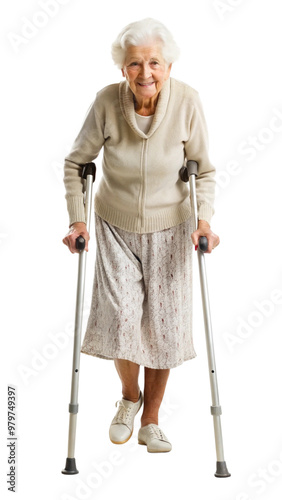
[
  {"xmin": 214, "ymin": 461, "xmax": 231, "ymax": 478},
  {"xmin": 61, "ymin": 457, "xmax": 79, "ymax": 475}
]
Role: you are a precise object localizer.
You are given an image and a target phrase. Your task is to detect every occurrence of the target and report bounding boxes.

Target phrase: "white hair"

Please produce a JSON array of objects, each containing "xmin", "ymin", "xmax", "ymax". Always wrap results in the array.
[{"xmin": 111, "ymin": 18, "xmax": 180, "ymax": 69}]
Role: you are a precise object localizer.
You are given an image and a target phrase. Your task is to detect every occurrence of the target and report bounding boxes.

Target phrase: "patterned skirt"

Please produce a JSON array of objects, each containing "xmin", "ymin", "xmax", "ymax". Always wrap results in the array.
[{"xmin": 81, "ymin": 214, "xmax": 196, "ymax": 369}]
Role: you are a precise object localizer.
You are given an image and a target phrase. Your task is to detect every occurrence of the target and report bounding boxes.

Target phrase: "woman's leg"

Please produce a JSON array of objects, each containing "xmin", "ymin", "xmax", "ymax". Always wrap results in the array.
[
  {"xmin": 141, "ymin": 368, "xmax": 170, "ymax": 427},
  {"xmin": 114, "ymin": 359, "xmax": 141, "ymax": 402},
  {"xmin": 114, "ymin": 361, "xmax": 170, "ymax": 425}
]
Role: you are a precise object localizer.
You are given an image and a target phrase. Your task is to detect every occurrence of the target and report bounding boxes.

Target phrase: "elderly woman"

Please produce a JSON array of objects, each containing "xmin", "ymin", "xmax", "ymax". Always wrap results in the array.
[{"xmin": 63, "ymin": 18, "xmax": 219, "ymax": 453}]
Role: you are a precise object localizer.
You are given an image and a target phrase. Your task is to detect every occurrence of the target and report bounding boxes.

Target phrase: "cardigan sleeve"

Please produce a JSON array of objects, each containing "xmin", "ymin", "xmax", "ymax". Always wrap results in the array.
[
  {"xmin": 63, "ymin": 98, "xmax": 105, "ymax": 226},
  {"xmin": 184, "ymin": 92, "xmax": 216, "ymax": 225}
]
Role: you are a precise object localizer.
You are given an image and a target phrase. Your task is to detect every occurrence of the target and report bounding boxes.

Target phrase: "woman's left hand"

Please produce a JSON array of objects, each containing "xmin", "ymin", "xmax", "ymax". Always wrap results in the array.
[{"xmin": 191, "ymin": 220, "xmax": 220, "ymax": 254}]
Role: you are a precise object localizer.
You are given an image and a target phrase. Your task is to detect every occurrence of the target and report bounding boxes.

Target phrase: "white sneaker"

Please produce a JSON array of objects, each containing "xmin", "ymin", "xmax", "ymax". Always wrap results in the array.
[
  {"xmin": 109, "ymin": 391, "xmax": 143, "ymax": 444},
  {"xmin": 138, "ymin": 424, "xmax": 172, "ymax": 452}
]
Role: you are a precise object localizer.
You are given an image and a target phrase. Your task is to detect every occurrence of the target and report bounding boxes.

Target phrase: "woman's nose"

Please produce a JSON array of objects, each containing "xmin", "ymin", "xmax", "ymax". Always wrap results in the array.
[{"xmin": 140, "ymin": 63, "xmax": 152, "ymax": 79}]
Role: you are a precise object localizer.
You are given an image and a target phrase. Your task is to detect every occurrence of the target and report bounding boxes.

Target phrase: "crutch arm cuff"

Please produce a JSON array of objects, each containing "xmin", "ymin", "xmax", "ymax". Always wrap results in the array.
[
  {"xmin": 186, "ymin": 160, "xmax": 198, "ymax": 177},
  {"xmin": 179, "ymin": 160, "xmax": 198, "ymax": 182},
  {"xmin": 81, "ymin": 162, "xmax": 96, "ymax": 181}
]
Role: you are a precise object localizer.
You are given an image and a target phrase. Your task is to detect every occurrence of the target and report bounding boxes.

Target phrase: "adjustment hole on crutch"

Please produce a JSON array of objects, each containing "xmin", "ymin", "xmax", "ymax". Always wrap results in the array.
[
  {"xmin": 75, "ymin": 369, "xmax": 78, "ymax": 373},
  {"xmin": 211, "ymin": 370, "xmax": 215, "ymax": 373}
]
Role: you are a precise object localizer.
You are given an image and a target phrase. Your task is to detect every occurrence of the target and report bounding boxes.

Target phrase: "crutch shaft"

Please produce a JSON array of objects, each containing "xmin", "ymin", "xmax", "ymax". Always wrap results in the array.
[
  {"xmin": 197, "ymin": 250, "xmax": 224, "ymax": 462},
  {"xmin": 68, "ymin": 414, "xmax": 77, "ymax": 458},
  {"xmin": 67, "ymin": 248, "xmax": 87, "ymax": 463},
  {"xmin": 185, "ymin": 160, "xmax": 230, "ymax": 478},
  {"xmin": 62, "ymin": 163, "xmax": 96, "ymax": 475},
  {"xmin": 197, "ymin": 251, "xmax": 220, "ymax": 404}
]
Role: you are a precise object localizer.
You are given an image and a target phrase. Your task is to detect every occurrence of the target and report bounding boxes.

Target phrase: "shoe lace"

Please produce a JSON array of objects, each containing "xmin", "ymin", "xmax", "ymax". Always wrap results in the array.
[
  {"xmin": 113, "ymin": 400, "xmax": 133, "ymax": 424},
  {"xmin": 149, "ymin": 425, "xmax": 166, "ymax": 441}
]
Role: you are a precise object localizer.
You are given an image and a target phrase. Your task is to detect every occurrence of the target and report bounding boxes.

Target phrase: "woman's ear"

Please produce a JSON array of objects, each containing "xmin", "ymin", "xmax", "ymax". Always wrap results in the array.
[
  {"xmin": 121, "ymin": 67, "xmax": 125, "ymax": 78},
  {"xmin": 166, "ymin": 63, "xmax": 172, "ymax": 80}
]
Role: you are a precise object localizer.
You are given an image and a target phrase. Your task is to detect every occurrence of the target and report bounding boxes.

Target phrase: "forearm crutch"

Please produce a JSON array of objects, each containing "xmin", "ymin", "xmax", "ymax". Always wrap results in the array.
[
  {"xmin": 180, "ymin": 160, "xmax": 231, "ymax": 478},
  {"xmin": 62, "ymin": 162, "xmax": 96, "ymax": 475}
]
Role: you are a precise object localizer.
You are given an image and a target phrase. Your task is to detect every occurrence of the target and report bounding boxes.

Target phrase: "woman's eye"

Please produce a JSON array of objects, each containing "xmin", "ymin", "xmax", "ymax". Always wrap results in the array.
[{"xmin": 129, "ymin": 62, "xmax": 139, "ymax": 67}]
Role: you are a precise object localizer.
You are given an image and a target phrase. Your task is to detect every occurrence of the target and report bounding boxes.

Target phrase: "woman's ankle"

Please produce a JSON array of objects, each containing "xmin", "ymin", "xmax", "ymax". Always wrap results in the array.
[
  {"xmin": 141, "ymin": 416, "xmax": 158, "ymax": 427},
  {"xmin": 122, "ymin": 388, "xmax": 141, "ymax": 403}
]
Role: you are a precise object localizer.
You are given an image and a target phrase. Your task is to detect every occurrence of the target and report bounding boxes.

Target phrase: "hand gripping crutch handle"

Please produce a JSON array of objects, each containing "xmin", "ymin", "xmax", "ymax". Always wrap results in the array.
[
  {"xmin": 75, "ymin": 236, "xmax": 85, "ymax": 251},
  {"xmin": 62, "ymin": 162, "xmax": 96, "ymax": 476},
  {"xmin": 199, "ymin": 236, "xmax": 208, "ymax": 252},
  {"xmin": 179, "ymin": 159, "xmax": 230, "ymax": 478}
]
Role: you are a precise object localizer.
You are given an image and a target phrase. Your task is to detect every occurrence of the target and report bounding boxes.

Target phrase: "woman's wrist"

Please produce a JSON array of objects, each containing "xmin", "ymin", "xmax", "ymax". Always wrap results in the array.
[
  {"xmin": 70, "ymin": 222, "xmax": 86, "ymax": 229},
  {"xmin": 198, "ymin": 219, "xmax": 210, "ymax": 229}
]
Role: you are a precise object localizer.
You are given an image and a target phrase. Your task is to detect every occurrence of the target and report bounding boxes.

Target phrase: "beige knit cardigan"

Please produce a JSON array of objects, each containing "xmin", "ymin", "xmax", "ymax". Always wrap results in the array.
[{"xmin": 63, "ymin": 77, "xmax": 215, "ymax": 233}]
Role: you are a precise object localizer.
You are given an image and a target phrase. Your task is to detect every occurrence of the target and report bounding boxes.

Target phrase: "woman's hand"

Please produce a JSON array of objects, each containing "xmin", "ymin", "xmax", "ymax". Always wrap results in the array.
[
  {"xmin": 62, "ymin": 222, "xmax": 90, "ymax": 254},
  {"xmin": 191, "ymin": 220, "xmax": 220, "ymax": 254}
]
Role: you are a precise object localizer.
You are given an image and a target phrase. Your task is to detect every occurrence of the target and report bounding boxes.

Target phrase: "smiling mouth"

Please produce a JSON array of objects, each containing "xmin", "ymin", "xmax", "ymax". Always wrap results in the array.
[{"xmin": 137, "ymin": 82, "xmax": 155, "ymax": 87}]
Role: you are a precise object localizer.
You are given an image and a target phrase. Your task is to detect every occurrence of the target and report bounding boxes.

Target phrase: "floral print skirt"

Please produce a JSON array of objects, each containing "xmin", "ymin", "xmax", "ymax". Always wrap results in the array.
[{"xmin": 81, "ymin": 214, "xmax": 196, "ymax": 369}]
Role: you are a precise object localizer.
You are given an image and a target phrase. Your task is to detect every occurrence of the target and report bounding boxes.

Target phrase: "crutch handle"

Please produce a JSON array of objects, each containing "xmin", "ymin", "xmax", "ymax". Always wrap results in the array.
[
  {"xmin": 199, "ymin": 236, "xmax": 208, "ymax": 252},
  {"xmin": 75, "ymin": 236, "xmax": 85, "ymax": 251}
]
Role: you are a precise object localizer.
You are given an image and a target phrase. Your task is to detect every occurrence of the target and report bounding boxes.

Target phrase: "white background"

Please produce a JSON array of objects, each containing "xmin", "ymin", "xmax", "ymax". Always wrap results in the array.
[{"xmin": 1, "ymin": 0, "xmax": 282, "ymax": 499}]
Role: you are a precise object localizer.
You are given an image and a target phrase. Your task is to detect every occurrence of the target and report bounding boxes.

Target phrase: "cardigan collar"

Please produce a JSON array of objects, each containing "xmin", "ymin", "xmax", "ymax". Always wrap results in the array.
[{"xmin": 119, "ymin": 78, "xmax": 171, "ymax": 138}]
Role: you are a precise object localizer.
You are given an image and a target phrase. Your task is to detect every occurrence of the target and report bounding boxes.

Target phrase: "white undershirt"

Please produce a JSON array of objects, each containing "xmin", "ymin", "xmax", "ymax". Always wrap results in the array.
[{"xmin": 135, "ymin": 112, "xmax": 154, "ymax": 134}]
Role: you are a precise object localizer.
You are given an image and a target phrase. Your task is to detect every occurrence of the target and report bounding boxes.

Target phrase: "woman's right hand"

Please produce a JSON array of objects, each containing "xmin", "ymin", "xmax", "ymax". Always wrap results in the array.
[{"xmin": 62, "ymin": 222, "xmax": 90, "ymax": 254}]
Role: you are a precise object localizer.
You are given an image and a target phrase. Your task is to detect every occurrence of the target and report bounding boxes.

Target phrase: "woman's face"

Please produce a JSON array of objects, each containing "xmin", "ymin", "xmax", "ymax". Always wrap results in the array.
[{"xmin": 122, "ymin": 42, "xmax": 171, "ymax": 104}]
